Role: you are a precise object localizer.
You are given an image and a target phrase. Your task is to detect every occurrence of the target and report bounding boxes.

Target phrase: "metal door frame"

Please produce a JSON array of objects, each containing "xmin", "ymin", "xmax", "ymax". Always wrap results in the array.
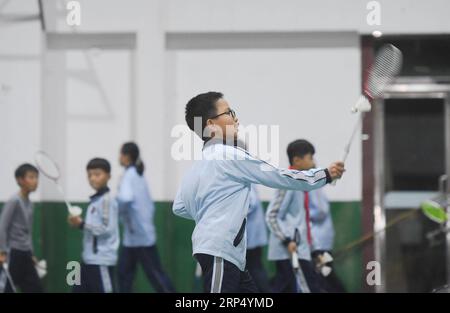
[{"xmin": 373, "ymin": 81, "xmax": 450, "ymax": 292}]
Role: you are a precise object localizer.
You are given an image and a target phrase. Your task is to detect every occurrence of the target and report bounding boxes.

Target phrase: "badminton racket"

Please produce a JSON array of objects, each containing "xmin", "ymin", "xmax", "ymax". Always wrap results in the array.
[
  {"xmin": 333, "ymin": 44, "xmax": 403, "ymax": 184},
  {"xmin": 34, "ymin": 151, "xmax": 81, "ymax": 216}
]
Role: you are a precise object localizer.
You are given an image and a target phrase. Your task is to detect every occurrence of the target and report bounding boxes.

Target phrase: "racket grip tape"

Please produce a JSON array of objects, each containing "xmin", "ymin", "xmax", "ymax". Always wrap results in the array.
[{"xmin": 291, "ymin": 252, "xmax": 299, "ymax": 269}]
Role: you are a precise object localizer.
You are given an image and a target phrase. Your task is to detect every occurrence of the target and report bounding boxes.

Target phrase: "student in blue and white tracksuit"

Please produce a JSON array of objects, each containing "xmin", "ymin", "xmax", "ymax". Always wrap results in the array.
[
  {"xmin": 246, "ymin": 185, "xmax": 270, "ymax": 292},
  {"xmin": 69, "ymin": 158, "xmax": 119, "ymax": 293},
  {"xmin": 117, "ymin": 142, "xmax": 175, "ymax": 293},
  {"xmin": 172, "ymin": 92, "xmax": 344, "ymax": 293},
  {"xmin": 266, "ymin": 188, "xmax": 321, "ymax": 293},
  {"xmin": 309, "ymin": 188, "xmax": 346, "ymax": 292},
  {"xmin": 310, "ymin": 188, "xmax": 334, "ymax": 254},
  {"xmin": 265, "ymin": 139, "xmax": 326, "ymax": 293}
]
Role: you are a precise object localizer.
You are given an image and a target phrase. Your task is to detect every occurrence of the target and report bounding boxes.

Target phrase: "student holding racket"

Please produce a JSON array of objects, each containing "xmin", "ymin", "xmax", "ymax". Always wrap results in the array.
[
  {"xmin": 68, "ymin": 158, "xmax": 119, "ymax": 293},
  {"xmin": 116, "ymin": 142, "xmax": 175, "ymax": 293},
  {"xmin": 0, "ymin": 164, "xmax": 43, "ymax": 293},
  {"xmin": 266, "ymin": 140, "xmax": 324, "ymax": 293},
  {"xmin": 172, "ymin": 92, "xmax": 344, "ymax": 293}
]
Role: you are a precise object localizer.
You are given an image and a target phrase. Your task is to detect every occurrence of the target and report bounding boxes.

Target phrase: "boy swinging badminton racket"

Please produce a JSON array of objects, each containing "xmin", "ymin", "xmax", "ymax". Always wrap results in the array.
[{"xmin": 172, "ymin": 92, "xmax": 345, "ymax": 293}]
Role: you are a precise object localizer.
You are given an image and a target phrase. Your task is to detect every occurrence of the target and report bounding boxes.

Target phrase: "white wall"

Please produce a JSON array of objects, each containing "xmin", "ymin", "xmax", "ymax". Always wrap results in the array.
[
  {"xmin": 165, "ymin": 34, "xmax": 361, "ymax": 201},
  {"xmin": 0, "ymin": 0, "xmax": 41, "ymax": 201},
  {"xmin": 2, "ymin": 0, "xmax": 450, "ymax": 202},
  {"xmin": 166, "ymin": 0, "xmax": 450, "ymax": 34},
  {"xmin": 65, "ymin": 50, "xmax": 132, "ymax": 199}
]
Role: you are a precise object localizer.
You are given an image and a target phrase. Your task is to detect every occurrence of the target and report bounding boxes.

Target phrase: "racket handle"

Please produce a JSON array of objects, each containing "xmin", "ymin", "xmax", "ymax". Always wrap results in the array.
[
  {"xmin": 331, "ymin": 149, "xmax": 349, "ymax": 186},
  {"xmin": 55, "ymin": 184, "xmax": 73, "ymax": 212},
  {"xmin": 291, "ymin": 252, "xmax": 299, "ymax": 269},
  {"xmin": 2, "ymin": 262, "xmax": 17, "ymax": 293}
]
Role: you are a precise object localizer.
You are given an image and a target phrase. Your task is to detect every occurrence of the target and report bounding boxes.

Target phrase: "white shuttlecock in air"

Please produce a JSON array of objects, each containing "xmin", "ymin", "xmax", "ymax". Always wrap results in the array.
[{"xmin": 351, "ymin": 95, "xmax": 372, "ymax": 113}]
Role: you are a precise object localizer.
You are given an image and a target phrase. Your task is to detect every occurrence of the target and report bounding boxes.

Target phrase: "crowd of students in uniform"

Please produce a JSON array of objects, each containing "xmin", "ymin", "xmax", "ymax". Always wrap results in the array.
[
  {"xmin": 0, "ymin": 91, "xmax": 346, "ymax": 293},
  {"xmin": 0, "ymin": 143, "xmax": 174, "ymax": 293}
]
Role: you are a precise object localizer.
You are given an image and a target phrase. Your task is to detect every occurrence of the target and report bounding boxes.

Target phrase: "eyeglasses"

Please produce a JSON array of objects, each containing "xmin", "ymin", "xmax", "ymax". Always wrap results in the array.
[{"xmin": 210, "ymin": 109, "xmax": 236, "ymax": 120}]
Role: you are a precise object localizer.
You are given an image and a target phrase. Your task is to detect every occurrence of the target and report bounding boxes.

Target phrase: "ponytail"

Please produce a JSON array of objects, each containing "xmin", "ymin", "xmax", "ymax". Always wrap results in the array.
[
  {"xmin": 135, "ymin": 157, "xmax": 145, "ymax": 176},
  {"xmin": 121, "ymin": 141, "xmax": 145, "ymax": 176}
]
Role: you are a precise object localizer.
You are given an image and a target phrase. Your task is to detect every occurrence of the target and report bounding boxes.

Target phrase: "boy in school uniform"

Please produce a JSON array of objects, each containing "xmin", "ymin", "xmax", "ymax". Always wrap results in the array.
[
  {"xmin": 235, "ymin": 139, "xmax": 271, "ymax": 292},
  {"xmin": 68, "ymin": 158, "xmax": 119, "ymax": 293},
  {"xmin": 265, "ymin": 139, "xmax": 324, "ymax": 293},
  {"xmin": 0, "ymin": 164, "xmax": 43, "ymax": 293},
  {"xmin": 172, "ymin": 92, "xmax": 345, "ymax": 293}
]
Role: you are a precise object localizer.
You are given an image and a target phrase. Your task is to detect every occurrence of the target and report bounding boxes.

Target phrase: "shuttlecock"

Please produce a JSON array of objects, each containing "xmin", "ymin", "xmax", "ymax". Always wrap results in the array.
[
  {"xmin": 321, "ymin": 266, "xmax": 332, "ymax": 277},
  {"xmin": 322, "ymin": 252, "xmax": 334, "ymax": 263},
  {"xmin": 351, "ymin": 96, "xmax": 372, "ymax": 113},
  {"xmin": 35, "ymin": 260, "xmax": 47, "ymax": 279},
  {"xmin": 68, "ymin": 206, "xmax": 82, "ymax": 217}
]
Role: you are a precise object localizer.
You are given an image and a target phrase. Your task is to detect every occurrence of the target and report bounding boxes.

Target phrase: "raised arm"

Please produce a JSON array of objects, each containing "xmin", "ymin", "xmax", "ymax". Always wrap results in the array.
[{"xmin": 220, "ymin": 148, "xmax": 344, "ymax": 192}]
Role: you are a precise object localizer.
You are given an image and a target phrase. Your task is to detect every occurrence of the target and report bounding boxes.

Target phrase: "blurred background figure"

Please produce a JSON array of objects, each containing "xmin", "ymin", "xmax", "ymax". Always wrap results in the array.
[
  {"xmin": 246, "ymin": 185, "xmax": 271, "ymax": 293},
  {"xmin": 309, "ymin": 187, "xmax": 346, "ymax": 293},
  {"xmin": 117, "ymin": 142, "xmax": 175, "ymax": 293}
]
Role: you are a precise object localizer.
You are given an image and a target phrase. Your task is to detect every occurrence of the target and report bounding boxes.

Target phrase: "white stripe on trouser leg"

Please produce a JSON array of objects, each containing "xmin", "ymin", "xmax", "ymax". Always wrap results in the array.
[
  {"xmin": 210, "ymin": 257, "xmax": 223, "ymax": 293},
  {"xmin": 100, "ymin": 266, "xmax": 113, "ymax": 293},
  {"xmin": 210, "ymin": 258, "xmax": 216, "ymax": 293},
  {"xmin": 218, "ymin": 259, "xmax": 223, "ymax": 292}
]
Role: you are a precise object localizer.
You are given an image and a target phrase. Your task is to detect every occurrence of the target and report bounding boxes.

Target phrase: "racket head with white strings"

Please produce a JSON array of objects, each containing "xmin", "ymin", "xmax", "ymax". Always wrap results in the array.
[
  {"xmin": 34, "ymin": 151, "xmax": 73, "ymax": 213},
  {"xmin": 34, "ymin": 150, "xmax": 61, "ymax": 182},
  {"xmin": 351, "ymin": 44, "xmax": 403, "ymax": 113},
  {"xmin": 332, "ymin": 45, "xmax": 403, "ymax": 186},
  {"xmin": 365, "ymin": 44, "xmax": 403, "ymax": 99}
]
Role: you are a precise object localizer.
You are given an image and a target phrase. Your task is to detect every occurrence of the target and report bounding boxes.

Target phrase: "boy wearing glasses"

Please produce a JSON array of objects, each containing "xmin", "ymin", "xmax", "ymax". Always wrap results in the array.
[{"xmin": 172, "ymin": 91, "xmax": 345, "ymax": 293}]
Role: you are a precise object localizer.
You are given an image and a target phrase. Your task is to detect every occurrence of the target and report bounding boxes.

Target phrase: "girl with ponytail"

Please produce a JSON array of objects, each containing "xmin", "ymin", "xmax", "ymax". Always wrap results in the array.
[
  {"xmin": 121, "ymin": 142, "xmax": 145, "ymax": 175},
  {"xmin": 117, "ymin": 142, "xmax": 175, "ymax": 293}
]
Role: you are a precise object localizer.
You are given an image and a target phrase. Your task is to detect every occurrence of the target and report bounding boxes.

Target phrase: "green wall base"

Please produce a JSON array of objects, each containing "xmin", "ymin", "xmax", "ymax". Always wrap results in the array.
[{"xmin": 0, "ymin": 201, "xmax": 362, "ymax": 292}]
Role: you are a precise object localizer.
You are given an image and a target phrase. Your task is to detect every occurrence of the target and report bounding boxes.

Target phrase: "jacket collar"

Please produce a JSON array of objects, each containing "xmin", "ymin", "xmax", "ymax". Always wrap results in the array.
[
  {"xmin": 203, "ymin": 137, "xmax": 238, "ymax": 150},
  {"xmin": 90, "ymin": 186, "xmax": 110, "ymax": 200}
]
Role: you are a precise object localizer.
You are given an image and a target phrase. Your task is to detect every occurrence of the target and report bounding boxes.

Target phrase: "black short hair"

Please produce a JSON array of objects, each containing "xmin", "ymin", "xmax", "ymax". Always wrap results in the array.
[
  {"xmin": 15, "ymin": 163, "xmax": 38, "ymax": 179},
  {"xmin": 185, "ymin": 91, "xmax": 223, "ymax": 140},
  {"xmin": 86, "ymin": 158, "xmax": 111, "ymax": 174},
  {"xmin": 287, "ymin": 139, "xmax": 315, "ymax": 165}
]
